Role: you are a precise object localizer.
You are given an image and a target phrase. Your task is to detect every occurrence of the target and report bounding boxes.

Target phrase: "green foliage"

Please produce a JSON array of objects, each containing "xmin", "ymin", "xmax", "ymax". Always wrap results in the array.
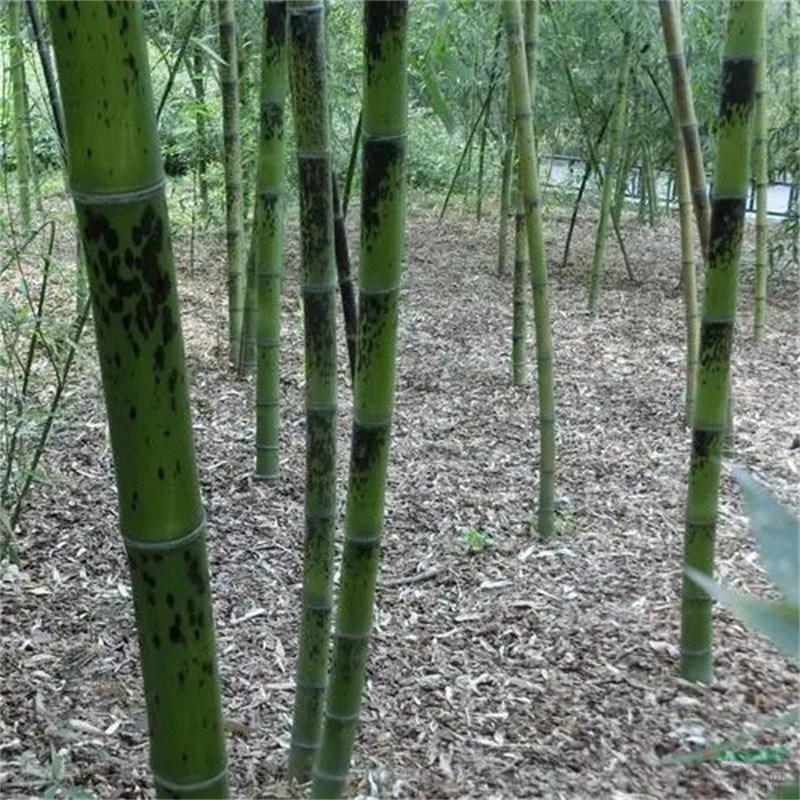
[
  {"xmin": 686, "ymin": 467, "xmax": 800, "ymax": 662},
  {"xmin": 457, "ymin": 526, "xmax": 495, "ymax": 553},
  {"xmin": 1, "ymin": 222, "xmax": 87, "ymax": 558}
]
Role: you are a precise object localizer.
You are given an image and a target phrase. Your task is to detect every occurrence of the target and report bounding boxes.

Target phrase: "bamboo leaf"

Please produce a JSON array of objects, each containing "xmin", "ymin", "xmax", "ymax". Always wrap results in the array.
[
  {"xmin": 421, "ymin": 61, "xmax": 455, "ymax": 134},
  {"xmin": 732, "ymin": 466, "xmax": 800, "ymax": 605},
  {"xmin": 686, "ymin": 568, "xmax": 800, "ymax": 661}
]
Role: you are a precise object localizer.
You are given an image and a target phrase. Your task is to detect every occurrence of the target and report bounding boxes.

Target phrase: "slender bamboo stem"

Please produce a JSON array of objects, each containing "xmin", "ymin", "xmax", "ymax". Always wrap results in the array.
[
  {"xmin": 752, "ymin": 18, "xmax": 768, "ymax": 342},
  {"xmin": 675, "ymin": 119, "xmax": 698, "ymax": 426},
  {"xmin": 218, "ymin": 0, "xmax": 245, "ymax": 365},
  {"xmin": 588, "ymin": 31, "xmax": 632, "ymax": 315},
  {"xmin": 659, "ymin": 0, "xmax": 711, "ymax": 260},
  {"xmin": 332, "ymin": 173, "xmax": 358, "ymax": 382},
  {"xmin": 680, "ymin": 0, "xmax": 764, "ymax": 684},
  {"xmin": 312, "ymin": 4, "xmax": 409, "ymax": 795},
  {"xmin": 497, "ymin": 80, "xmax": 515, "ymax": 277},
  {"xmin": 254, "ymin": 0, "xmax": 288, "ymax": 479},
  {"xmin": 287, "ymin": 0, "xmax": 338, "ymax": 781},
  {"xmin": 503, "ymin": 0, "xmax": 556, "ymax": 540}
]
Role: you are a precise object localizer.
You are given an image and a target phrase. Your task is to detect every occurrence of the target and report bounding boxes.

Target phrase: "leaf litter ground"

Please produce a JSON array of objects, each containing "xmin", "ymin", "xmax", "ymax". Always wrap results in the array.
[{"xmin": 1, "ymin": 201, "xmax": 798, "ymax": 799}]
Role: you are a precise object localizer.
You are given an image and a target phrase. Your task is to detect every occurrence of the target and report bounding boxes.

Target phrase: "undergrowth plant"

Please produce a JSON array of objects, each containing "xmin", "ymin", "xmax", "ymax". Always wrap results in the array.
[{"xmin": 1, "ymin": 221, "xmax": 89, "ymax": 559}]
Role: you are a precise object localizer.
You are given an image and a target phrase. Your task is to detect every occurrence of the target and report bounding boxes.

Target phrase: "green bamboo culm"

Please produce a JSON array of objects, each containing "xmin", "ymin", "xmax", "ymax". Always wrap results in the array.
[
  {"xmin": 218, "ymin": 0, "xmax": 246, "ymax": 365},
  {"xmin": 47, "ymin": 3, "xmax": 228, "ymax": 795},
  {"xmin": 253, "ymin": 0, "xmax": 288, "ymax": 479},
  {"xmin": 311, "ymin": 3, "xmax": 409, "ymax": 797},
  {"xmin": 287, "ymin": 0, "xmax": 338, "ymax": 782},
  {"xmin": 511, "ymin": 171, "xmax": 528, "ymax": 387},
  {"xmin": 659, "ymin": 0, "xmax": 711, "ymax": 260},
  {"xmin": 503, "ymin": 0, "xmax": 556, "ymax": 539},
  {"xmin": 674, "ymin": 119, "xmax": 698, "ymax": 427},
  {"xmin": 9, "ymin": 0, "xmax": 32, "ymax": 232},
  {"xmin": 752, "ymin": 16, "xmax": 767, "ymax": 342},
  {"xmin": 497, "ymin": 80, "xmax": 514, "ymax": 277},
  {"xmin": 680, "ymin": 0, "xmax": 765, "ymax": 685},
  {"xmin": 587, "ymin": 30, "xmax": 631, "ymax": 315}
]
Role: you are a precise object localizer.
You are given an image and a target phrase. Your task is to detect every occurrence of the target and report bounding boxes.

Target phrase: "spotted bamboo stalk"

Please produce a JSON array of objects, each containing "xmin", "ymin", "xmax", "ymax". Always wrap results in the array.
[
  {"xmin": 675, "ymin": 118, "xmax": 698, "ymax": 426},
  {"xmin": 659, "ymin": 0, "xmax": 711, "ymax": 260},
  {"xmin": 497, "ymin": 80, "xmax": 514, "ymax": 277},
  {"xmin": 254, "ymin": 0, "xmax": 288, "ymax": 479},
  {"xmin": 512, "ymin": 175, "xmax": 528, "ymax": 387},
  {"xmin": 332, "ymin": 173, "xmax": 358, "ymax": 382},
  {"xmin": 287, "ymin": 0, "xmax": 338, "ymax": 782},
  {"xmin": 587, "ymin": 30, "xmax": 631, "ymax": 315},
  {"xmin": 752, "ymin": 18, "xmax": 767, "ymax": 342},
  {"xmin": 680, "ymin": 0, "xmax": 764, "ymax": 684},
  {"xmin": 218, "ymin": 0, "xmax": 245, "ymax": 365},
  {"xmin": 503, "ymin": 0, "xmax": 555, "ymax": 539},
  {"xmin": 9, "ymin": 0, "xmax": 32, "ymax": 232},
  {"xmin": 311, "ymin": 4, "xmax": 408, "ymax": 796},
  {"xmin": 48, "ymin": 2, "xmax": 228, "ymax": 795}
]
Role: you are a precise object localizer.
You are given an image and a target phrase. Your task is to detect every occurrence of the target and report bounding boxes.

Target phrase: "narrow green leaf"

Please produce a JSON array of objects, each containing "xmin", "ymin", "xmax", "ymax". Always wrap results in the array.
[
  {"xmin": 686, "ymin": 568, "xmax": 800, "ymax": 661},
  {"xmin": 732, "ymin": 466, "xmax": 800, "ymax": 605},
  {"xmin": 421, "ymin": 61, "xmax": 455, "ymax": 134}
]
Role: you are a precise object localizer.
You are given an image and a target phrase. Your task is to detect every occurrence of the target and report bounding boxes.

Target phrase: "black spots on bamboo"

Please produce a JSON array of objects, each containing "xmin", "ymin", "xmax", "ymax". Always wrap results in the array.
[
  {"xmin": 162, "ymin": 306, "xmax": 175, "ymax": 346},
  {"xmin": 265, "ymin": 3, "xmax": 287, "ymax": 59},
  {"xmin": 131, "ymin": 490, "xmax": 138, "ymax": 512},
  {"xmin": 153, "ymin": 345, "xmax": 165, "ymax": 371},
  {"xmin": 157, "ymin": 466, "xmax": 165, "ymax": 481},
  {"xmin": 120, "ymin": 15, "xmax": 129, "ymax": 37},
  {"xmin": 351, "ymin": 423, "xmax": 388, "ymax": 494},
  {"xmin": 152, "ymin": 632, "xmax": 161, "ymax": 650},
  {"xmin": 698, "ymin": 321, "xmax": 732, "ymax": 372},
  {"xmin": 147, "ymin": 592, "xmax": 155, "ymax": 607},
  {"xmin": 719, "ymin": 57, "xmax": 756, "ymax": 126},
  {"xmin": 168, "ymin": 368, "xmax": 179, "ymax": 412},
  {"xmin": 708, "ymin": 197, "xmax": 746, "ymax": 267},
  {"xmin": 184, "ymin": 550, "xmax": 206, "ymax": 595},
  {"xmin": 356, "ymin": 292, "xmax": 395, "ymax": 376},
  {"xmin": 58, "ymin": 6, "xmax": 67, "ymax": 21},
  {"xmin": 166, "ymin": 592, "xmax": 175, "ymax": 609},
  {"xmin": 362, "ymin": 138, "xmax": 403, "ymax": 243},
  {"xmin": 298, "ymin": 159, "xmax": 330, "ymax": 268},
  {"xmin": 364, "ymin": 1, "xmax": 407, "ymax": 68},
  {"xmin": 262, "ymin": 103, "xmax": 284, "ymax": 146},
  {"xmin": 106, "ymin": 2, "xmax": 116, "ymax": 18},
  {"xmin": 693, "ymin": 428, "xmax": 719, "ymax": 462},
  {"xmin": 128, "ymin": 406, "xmax": 136, "ymax": 421},
  {"xmin": 142, "ymin": 570, "xmax": 156, "ymax": 589},
  {"xmin": 123, "ymin": 52, "xmax": 139, "ymax": 82},
  {"xmin": 303, "ymin": 292, "xmax": 336, "ymax": 374},
  {"xmin": 169, "ymin": 613, "xmax": 185, "ymax": 644}
]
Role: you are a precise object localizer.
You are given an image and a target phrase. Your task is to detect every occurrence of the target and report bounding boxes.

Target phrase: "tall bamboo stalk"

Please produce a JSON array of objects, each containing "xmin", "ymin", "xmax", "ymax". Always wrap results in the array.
[
  {"xmin": 503, "ymin": 0, "xmax": 555, "ymax": 540},
  {"xmin": 218, "ymin": 0, "xmax": 245, "ymax": 365},
  {"xmin": 48, "ymin": 2, "xmax": 228, "ymax": 794},
  {"xmin": 311, "ymin": 4, "xmax": 409, "ymax": 796},
  {"xmin": 752, "ymin": 17, "xmax": 767, "ymax": 342},
  {"xmin": 587, "ymin": 31, "xmax": 632, "ymax": 315},
  {"xmin": 9, "ymin": 0, "xmax": 32, "ymax": 232},
  {"xmin": 332, "ymin": 173, "xmax": 358, "ymax": 382},
  {"xmin": 287, "ymin": 0, "xmax": 338, "ymax": 781},
  {"xmin": 680, "ymin": 0, "xmax": 764, "ymax": 684},
  {"xmin": 512, "ymin": 176, "xmax": 528, "ymax": 387},
  {"xmin": 675, "ymin": 118, "xmax": 698, "ymax": 426},
  {"xmin": 254, "ymin": 0, "xmax": 288, "ymax": 479},
  {"xmin": 659, "ymin": 0, "xmax": 711, "ymax": 259},
  {"xmin": 190, "ymin": 13, "xmax": 210, "ymax": 219},
  {"xmin": 497, "ymin": 81, "xmax": 515, "ymax": 277}
]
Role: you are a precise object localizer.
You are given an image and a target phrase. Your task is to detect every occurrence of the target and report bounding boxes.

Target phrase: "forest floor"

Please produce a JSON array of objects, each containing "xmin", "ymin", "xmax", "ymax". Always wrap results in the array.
[{"xmin": 1, "ymin": 195, "xmax": 799, "ymax": 799}]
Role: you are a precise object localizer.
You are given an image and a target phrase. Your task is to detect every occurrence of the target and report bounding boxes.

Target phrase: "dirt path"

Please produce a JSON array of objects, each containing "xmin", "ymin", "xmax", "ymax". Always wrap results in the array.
[{"xmin": 2, "ymin": 203, "xmax": 798, "ymax": 798}]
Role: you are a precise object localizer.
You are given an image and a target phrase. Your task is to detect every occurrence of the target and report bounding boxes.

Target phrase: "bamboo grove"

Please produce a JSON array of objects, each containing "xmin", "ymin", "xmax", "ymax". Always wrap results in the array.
[{"xmin": 1, "ymin": 0, "xmax": 794, "ymax": 796}]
